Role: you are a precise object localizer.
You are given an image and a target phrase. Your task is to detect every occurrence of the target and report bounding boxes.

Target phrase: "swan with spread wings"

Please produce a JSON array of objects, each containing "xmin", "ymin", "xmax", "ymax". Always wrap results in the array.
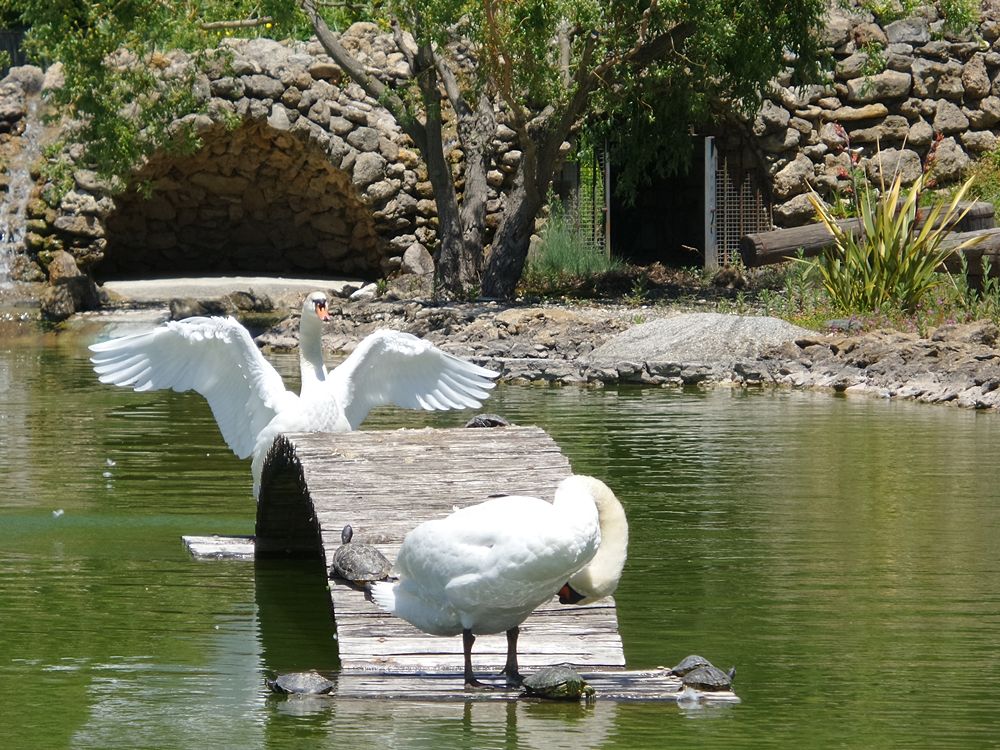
[{"xmin": 90, "ymin": 291, "xmax": 498, "ymax": 498}]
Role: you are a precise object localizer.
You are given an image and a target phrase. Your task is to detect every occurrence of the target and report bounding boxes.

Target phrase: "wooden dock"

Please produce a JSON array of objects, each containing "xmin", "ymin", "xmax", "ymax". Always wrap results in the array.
[
  {"xmin": 241, "ymin": 425, "xmax": 737, "ymax": 703},
  {"xmin": 256, "ymin": 426, "xmax": 624, "ymax": 670}
]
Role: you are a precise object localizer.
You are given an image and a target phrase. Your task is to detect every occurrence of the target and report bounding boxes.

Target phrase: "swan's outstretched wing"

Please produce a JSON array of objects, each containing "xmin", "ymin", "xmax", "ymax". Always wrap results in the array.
[
  {"xmin": 327, "ymin": 329, "xmax": 498, "ymax": 429},
  {"xmin": 89, "ymin": 316, "xmax": 294, "ymax": 459}
]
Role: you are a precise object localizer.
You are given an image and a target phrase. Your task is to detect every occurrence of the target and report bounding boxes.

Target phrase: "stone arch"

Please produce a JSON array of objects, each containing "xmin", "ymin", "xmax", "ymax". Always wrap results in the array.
[{"xmin": 100, "ymin": 120, "xmax": 381, "ymax": 280}]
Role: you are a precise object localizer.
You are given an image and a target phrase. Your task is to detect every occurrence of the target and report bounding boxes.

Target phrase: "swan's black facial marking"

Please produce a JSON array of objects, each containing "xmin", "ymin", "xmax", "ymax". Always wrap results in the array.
[
  {"xmin": 558, "ymin": 583, "xmax": 586, "ymax": 605},
  {"xmin": 313, "ymin": 296, "xmax": 331, "ymax": 321}
]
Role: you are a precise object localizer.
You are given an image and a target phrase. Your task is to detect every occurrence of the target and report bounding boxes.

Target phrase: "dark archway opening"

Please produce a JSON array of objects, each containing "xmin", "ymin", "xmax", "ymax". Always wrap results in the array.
[{"xmin": 99, "ymin": 121, "xmax": 379, "ymax": 281}]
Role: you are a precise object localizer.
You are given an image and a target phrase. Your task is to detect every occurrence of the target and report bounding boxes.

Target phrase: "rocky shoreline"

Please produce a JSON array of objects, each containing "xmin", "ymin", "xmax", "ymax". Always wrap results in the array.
[{"xmin": 254, "ymin": 296, "xmax": 1000, "ymax": 412}]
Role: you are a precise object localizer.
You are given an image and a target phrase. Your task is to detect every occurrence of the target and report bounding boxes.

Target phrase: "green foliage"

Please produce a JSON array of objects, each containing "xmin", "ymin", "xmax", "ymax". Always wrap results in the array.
[
  {"xmin": 9, "ymin": 1, "xmax": 316, "ymax": 183},
  {"xmin": 855, "ymin": 0, "xmax": 921, "ymax": 24},
  {"xmin": 806, "ymin": 170, "xmax": 983, "ymax": 313},
  {"xmin": 590, "ymin": 0, "xmax": 827, "ymax": 199},
  {"xmin": 38, "ymin": 141, "xmax": 75, "ymax": 204},
  {"xmin": 963, "ymin": 145, "xmax": 1000, "ymax": 206},
  {"xmin": 938, "ymin": 0, "xmax": 980, "ymax": 34},
  {"xmin": 859, "ymin": 41, "xmax": 886, "ymax": 77}
]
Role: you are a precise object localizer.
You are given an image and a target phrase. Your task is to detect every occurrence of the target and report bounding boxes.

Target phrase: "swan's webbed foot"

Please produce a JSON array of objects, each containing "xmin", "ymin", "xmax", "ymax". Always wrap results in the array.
[
  {"xmin": 499, "ymin": 667, "xmax": 523, "ymax": 687},
  {"xmin": 464, "ymin": 677, "xmax": 497, "ymax": 692}
]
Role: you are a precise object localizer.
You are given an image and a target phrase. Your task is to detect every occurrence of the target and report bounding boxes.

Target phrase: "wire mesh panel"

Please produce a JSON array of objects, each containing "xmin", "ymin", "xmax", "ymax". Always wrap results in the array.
[
  {"xmin": 570, "ymin": 144, "xmax": 608, "ymax": 256},
  {"xmin": 714, "ymin": 155, "xmax": 772, "ymax": 267}
]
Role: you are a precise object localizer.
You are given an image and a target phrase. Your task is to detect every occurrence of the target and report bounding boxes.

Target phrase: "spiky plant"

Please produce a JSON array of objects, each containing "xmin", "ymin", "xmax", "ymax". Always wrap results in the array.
[{"xmin": 806, "ymin": 169, "xmax": 983, "ymax": 313}]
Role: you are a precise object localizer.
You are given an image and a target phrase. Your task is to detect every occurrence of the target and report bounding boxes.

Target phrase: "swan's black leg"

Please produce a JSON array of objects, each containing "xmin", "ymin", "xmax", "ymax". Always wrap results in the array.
[
  {"xmin": 500, "ymin": 626, "xmax": 523, "ymax": 686},
  {"xmin": 463, "ymin": 629, "xmax": 490, "ymax": 690}
]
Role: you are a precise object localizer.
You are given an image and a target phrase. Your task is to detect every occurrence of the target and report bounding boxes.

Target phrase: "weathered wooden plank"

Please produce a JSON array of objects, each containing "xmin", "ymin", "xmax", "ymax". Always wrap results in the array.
[
  {"xmin": 306, "ymin": 669, "xmax": 740, "ymax": 703},
  {"xmin": 257, "ymin": 426, "xmax": 628, "ymax": 677}
]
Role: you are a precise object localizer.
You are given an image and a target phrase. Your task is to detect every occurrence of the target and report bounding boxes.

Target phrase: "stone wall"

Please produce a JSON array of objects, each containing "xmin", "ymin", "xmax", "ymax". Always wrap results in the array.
[
  {"xmin": 0, "ymin": 25, "xmax": 523, "ymax": 283},
  {"xmin": 760, "ymin": 1, "xmax": 1000, "ymax": 226}
]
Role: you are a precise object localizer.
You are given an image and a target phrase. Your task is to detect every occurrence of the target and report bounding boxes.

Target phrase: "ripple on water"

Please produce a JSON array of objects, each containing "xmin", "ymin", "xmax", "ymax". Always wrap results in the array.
[{"xmin": 2, "ymin": 342, "xmax": 1000, "ymax": 749}]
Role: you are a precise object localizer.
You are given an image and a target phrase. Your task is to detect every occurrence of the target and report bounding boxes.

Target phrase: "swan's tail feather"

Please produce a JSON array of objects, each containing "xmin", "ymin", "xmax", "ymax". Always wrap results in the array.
[{"xmin": 369, "ymin": 581, "xmax": 396, "ymax": 613}]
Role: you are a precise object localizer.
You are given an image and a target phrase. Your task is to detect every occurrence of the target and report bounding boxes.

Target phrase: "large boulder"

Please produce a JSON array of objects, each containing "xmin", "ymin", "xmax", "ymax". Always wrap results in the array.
[
  {"xmin": 40, "ymin": 250, "xmax": 100, "ymax": 321},
  {"xmin": 583, "ymin": 313, "xmax": 812, "ymax": 372}
]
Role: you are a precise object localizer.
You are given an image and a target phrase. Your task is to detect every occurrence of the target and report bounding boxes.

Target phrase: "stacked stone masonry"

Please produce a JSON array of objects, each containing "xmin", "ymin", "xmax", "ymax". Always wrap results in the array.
[
  {"xmin": 764, "ymin": 2, "xmax": 1000, "ymax": 225},
  {"xmin": 6, "ymin": 6, "xmax": 1000, "ymax": 282}
]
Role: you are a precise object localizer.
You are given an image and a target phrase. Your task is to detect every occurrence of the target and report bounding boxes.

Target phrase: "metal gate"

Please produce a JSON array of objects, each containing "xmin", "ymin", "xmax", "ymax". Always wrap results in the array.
[{"xmin": 704, "ymin": 136, "xmax": 772, "ymax": 270}]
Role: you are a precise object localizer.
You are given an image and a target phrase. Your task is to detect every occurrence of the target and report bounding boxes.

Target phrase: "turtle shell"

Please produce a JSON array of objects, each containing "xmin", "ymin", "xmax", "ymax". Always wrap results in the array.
[
  {"xmin": 330, "ymin": 525, "xmax": 391, "ymax": 584},
  {"xmin": 464, "ymin": 413, "xmax": 511, "ymax": 428},
  {"xmin": 522, "ymin": 665, "xmax": 594, "ymax": 700},
  {"xmin": 266, "ymin": 670, "xmax": 335, "ymax": 695},
  {"xmin": 669, "ymin": 654, "xmax": 712, "ymax": 676},
  {"xmin": 681, "ymin": 664, "xmax": 733, "ymax": 692}
]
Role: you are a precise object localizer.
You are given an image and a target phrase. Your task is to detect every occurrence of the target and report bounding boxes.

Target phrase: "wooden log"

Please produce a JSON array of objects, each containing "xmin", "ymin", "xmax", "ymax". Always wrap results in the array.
[
  {"xmin": 256, "ymin": 426, "xmax": 628, "ymax": 677},
  {"xmin": 740, "ymin": 200, "xmax": 996, "ymax": 267}
]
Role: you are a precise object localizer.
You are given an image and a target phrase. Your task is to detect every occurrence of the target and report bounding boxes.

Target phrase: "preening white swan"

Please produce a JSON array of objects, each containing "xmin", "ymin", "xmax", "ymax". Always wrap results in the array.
[
  {"xmin": 370, "ymin": 474, "xmax": 628, "ymax": 687},
  {"xmin": 89, "ymin": 291, "xmax": 498, "ymax": 498}
]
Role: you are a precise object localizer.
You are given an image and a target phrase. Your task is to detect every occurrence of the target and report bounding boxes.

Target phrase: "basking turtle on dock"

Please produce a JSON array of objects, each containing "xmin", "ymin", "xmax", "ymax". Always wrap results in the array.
[
  {"xmin": 668, "ymin": 654, "xmax": 712, "ymax": 677},
  {"xmin": 266, "ymin": 670, "xmax": 335, "ymax": 695},
  {"xmin": 464, "ymin": 413, "xmax": 511, "ymax": 428},
  {"xmin": 329, "ymin": 524, "xmax": 392, "ymax": 586},
  {"xmin": 521, "ymin": 665, "xmax": 596, "ymax": 702},
  {"xmin": 681, "ymin": 664, "xmax": 735, "ymax": 692}
]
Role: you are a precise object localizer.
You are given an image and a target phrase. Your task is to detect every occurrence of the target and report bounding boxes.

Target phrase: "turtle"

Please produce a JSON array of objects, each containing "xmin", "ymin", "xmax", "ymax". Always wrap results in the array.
[
  {"xmin": 681, "ymin": 664, "xmax": 736, "ymax": 692},
  {"xmin": 329, "ymin": 524, "xmax": 392, "ymax": 586},
  {"xmin": 464, "ymin": 413, "xmax": 511, "ymax": 428},
  {"xmin": 266, "ymin": 670, "xmax": 335, "ymax": 695},
  {"xmin": 521, "ymin": 665, "xmax": 596, "ymax": 702},
  {"xmin": 668, "ymin": 654, "xmax": 713, "ymax": 677}
]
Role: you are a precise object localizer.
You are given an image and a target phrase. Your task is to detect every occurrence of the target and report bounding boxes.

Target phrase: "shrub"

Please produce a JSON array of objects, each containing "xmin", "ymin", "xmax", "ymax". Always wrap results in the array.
[{"xmin": 806, "ymin": 169, "xmax": 983, "ymax": 313}]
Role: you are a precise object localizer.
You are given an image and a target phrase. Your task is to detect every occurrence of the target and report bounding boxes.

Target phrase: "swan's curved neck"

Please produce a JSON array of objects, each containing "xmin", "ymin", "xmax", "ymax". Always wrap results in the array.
[
  {"xmin": 566, "ymin": 477, "xmax": 629, "ymax": 604},
  {"xmin": 298, "ymin": 313, "xmax": 326, "ymax": 390}
]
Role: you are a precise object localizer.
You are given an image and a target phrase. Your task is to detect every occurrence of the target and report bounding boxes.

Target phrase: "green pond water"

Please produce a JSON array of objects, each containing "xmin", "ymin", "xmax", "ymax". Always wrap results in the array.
[{"xmin": 2, "ymin": 321, "xmax": 1000, "ymax": 749}]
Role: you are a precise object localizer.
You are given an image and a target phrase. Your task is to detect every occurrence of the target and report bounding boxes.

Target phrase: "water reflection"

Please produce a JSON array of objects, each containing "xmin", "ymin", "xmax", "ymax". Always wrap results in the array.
[
  {"xmin": 255, "ymin": 557, "xmax": 339, "ymax": 674},
  {"xmin": 264, "ymin": 696, "xmax": 620, "ymax": 750}
]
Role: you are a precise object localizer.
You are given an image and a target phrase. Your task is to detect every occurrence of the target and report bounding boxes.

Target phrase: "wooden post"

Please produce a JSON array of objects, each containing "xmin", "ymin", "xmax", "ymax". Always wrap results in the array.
[{"xmin": 704, "ymin": 136, "xmax": 719, "ymax": 272}]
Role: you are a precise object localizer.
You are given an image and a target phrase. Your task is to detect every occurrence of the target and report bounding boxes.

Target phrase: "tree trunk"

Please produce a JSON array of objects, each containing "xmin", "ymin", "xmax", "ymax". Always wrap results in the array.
[
  {"xmin": 481, "ymin": 172, "xmax": 544, "ymax": 298},
  {"xmin": 453, "ymin": 94, "xmax": 496, "ymax": 291}
]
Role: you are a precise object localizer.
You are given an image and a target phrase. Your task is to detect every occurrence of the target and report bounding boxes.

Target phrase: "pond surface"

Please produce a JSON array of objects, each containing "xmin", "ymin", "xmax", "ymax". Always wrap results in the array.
[{"xmin": 2, "ymin": 321, "xmax": 999, "ymax": 749}]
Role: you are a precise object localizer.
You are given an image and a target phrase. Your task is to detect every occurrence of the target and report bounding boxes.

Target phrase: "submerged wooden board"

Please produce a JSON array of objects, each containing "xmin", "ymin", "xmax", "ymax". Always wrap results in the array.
[
  {"xmin": 329, "ymin": 668, "xmax": 740, "ymax": 703},
  {"xmin": 182, "ymin": 534, "xmax": 255, "ymax": 560},
  {"xmin": 257, "ymin": 426, "xmax": 628, "ymax": 676},
  {"xmin": 263, "ymin": 669, "xmax": 739, "ymax": 704}
]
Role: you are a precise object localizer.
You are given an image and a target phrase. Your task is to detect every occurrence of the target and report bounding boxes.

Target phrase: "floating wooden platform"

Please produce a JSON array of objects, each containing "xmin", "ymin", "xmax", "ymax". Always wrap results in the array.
[
  {"xmin": 331, "ymin": 668, "xmax": 738, "ymax": 703},
  {"xmin": 182, "ymin": 534, "xmax": 254, "ymax": 559},
  {"xmin": 240, "ymin": 425, "xmax": 739, "ymax": 703}
]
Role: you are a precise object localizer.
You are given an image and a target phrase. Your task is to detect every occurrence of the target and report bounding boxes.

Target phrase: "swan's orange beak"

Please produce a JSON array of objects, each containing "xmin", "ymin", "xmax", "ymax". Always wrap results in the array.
[{"xmin": 315, "ymin": 301, "xmax": 331, "ymax": 321}]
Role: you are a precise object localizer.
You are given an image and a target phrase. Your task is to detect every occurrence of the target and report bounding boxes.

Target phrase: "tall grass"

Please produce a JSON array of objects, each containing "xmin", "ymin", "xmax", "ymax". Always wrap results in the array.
[{"xmin": 521, "ymin": 203, "xmax": 621, "ymax": 290}]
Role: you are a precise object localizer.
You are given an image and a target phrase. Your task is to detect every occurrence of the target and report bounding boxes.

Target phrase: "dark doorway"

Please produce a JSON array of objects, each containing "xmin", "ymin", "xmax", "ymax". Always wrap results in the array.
[
  {"xmin": 610, "ymin": 138, "xmax": 705, "ymax": 268},
  {"xmin": 0, "ymin": 29, "xmax": 27, "ymax": 75}
]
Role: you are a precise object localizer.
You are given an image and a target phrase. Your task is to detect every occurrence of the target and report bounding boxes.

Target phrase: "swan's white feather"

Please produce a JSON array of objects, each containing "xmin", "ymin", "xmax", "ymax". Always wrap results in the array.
[
  {"xmin": 327, "ymin": 329, "xmax": 497, "ymax": 429},
  {"xmin": 371, "ymin": 481, "xmax": 604, "ymax": 637},
  {"xmin": 90, "ymin": 316, "xmax": 292, "ymax": 460}
]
